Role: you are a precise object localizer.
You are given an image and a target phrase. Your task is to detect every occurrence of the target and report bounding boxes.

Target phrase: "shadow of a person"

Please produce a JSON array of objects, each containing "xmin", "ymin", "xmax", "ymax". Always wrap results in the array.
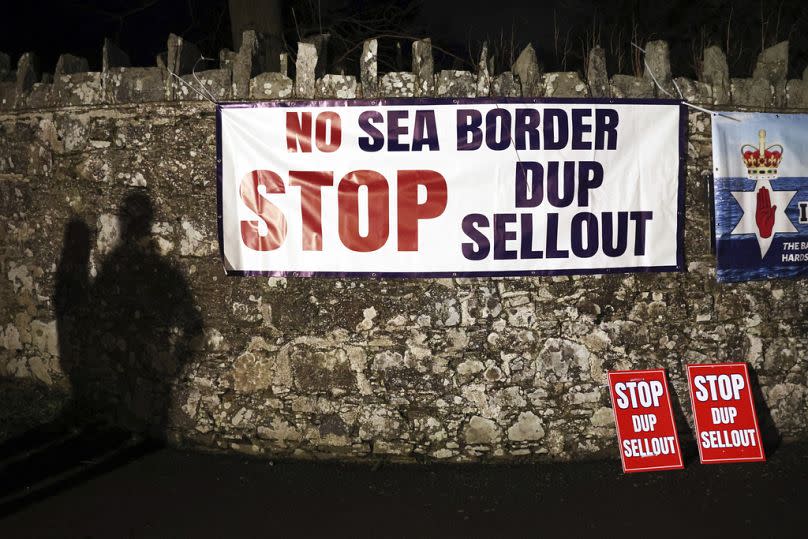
[
  {"xmin": 0, "ymin": 193, "xmax": 201, "ymax": 509},
  {"xmin": 54, "ymin": 217, "xmax": 113, "ymax": 425},
  {"xmin": 56, "ymin": 190, "xmax": 203, "ymax": 440}
]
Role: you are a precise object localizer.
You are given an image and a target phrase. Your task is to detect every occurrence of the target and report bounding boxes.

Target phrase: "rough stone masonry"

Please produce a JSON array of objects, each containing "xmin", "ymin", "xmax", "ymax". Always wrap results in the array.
[{"xmin": 0, "ymin": 35, "xmax": 806, "ymax": 461}]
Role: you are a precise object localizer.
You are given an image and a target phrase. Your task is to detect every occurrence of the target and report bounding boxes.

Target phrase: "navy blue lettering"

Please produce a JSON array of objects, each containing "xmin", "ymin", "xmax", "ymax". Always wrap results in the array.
[
  {"xmin": 543, "ymin": 109, "xmax": 568, "ymax": 150},
  {"xmin": 457, "ymin": 110, "xmax": 483, "ymax": 150},
  {"xmin": 571, "ymin": 212, "xmax": 598, "ymax": 258},
  {"xmin": 412, "ymin": 110, "xmax": 439, "ymax": 151},
  {"xmin": 515, "ymin": 162, "xmax": 544, "ymax": 208},
  {"xmin": 388, "ymin": 110, "xmax": 408, "ymax": 152},
  {"xmin": 547, "ymin": 161, "xmax": 575, "ymax": 208},
  {"xmin": 602, "ymin": 211, "xmax": 628, "ymax": 257},
  {"xmin": 515, "ymin": 109, "xmax": 540, "ymax": 150},
  {"xmin": 486, "ymin": 108, "xmax": 511, "ymax": 151},
  {"xmin": 630, "ymin": 211, "xmax": 653, "ymax": 255},
  {"xmin": 520, "ymin": 214, "xmax": 543, "ymax": 259},
  {"xmin": 546, "ymin": 213, "xmax": 569, "ymax": 258},
  {"xmin": 577, "ymin": 161, "xmax": 604, "ymax": 206},
  {"xmin": 595, "ymin": 109, "xmax": 619, "ymax": 150},
  {"xmin": 494, "ymin": 213, "xmax": 518, "ymax": 259},
  {"xmin": 358, "ymin": 111, "xmax": 384, "ymax": 152},
  {"xmin": 462, "ymin": 214, "xmax": 490, "ymax": 260},
  {"xmin": 571, "ymin": 109, "xmax": 592, "ymax": 150}
]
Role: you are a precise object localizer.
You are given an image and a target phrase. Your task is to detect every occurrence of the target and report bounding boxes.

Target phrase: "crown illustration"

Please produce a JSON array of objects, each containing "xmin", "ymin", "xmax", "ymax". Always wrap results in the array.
[{"xmin": 741, "ymin": 129, "xmax": 783, "ymax": 179}]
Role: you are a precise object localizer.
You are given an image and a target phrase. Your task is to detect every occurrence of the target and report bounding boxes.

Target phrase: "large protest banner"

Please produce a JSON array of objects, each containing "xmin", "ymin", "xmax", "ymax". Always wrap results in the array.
[
  {"xmin": 217, "ymin": 99, "xmax": 684, "ymax": 277},
  {"xmin": 713, "ymin": 112, "xmax": 808, "ymax": 282}
]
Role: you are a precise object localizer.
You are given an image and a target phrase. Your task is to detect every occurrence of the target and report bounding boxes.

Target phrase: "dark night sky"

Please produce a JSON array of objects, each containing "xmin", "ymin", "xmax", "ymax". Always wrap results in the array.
[
  {"xmin": 2, "ymin": 0, "xmax": 808, "ymax": 80},
  {"xmin": 0, "ymin": 1, "xmax": 231, "ymax": 72}
]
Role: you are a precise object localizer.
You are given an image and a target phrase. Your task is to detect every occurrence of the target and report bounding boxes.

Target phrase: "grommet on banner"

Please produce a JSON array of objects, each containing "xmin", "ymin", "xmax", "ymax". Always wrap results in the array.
[{"xmin": 630, "ymin": 43, "xmax": 740, "ymax": 122}]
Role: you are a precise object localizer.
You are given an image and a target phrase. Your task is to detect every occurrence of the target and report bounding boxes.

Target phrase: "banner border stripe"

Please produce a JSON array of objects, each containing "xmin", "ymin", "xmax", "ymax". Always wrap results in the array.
[
  {"xmin": 220, "ymin": 265, "xmax": 683, "ymax": 278},
  {"xmin": 216, "ymin": 105, "xmax": 226, "ymax": 270},
  {"xmin": 217, "ymin": 97, "xmax": 685, "ymax": 109},
  {"xmin": 676, "ymin": 102, "xmax": 687, "ymax": 273}
]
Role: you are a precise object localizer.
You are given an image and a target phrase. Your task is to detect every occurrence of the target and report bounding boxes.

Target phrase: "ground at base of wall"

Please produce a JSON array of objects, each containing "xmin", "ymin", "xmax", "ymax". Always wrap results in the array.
[
  {"xmin": 0, "ymin": 379, "xmax": 66, "ymax": 443},
  {"xmin": 1, "ymin": 436, "xmax": 806, "ymax": 536}
]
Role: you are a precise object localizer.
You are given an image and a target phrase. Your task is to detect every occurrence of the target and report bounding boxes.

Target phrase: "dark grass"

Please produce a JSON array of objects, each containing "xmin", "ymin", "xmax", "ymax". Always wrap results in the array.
[{"xmin": 0, "ymin": 378, "xmax": 66, "ymax": 443}]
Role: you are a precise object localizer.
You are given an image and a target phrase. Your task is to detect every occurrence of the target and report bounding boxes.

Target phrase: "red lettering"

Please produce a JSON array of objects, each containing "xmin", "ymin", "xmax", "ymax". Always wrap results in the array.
[
  {"xmin": 286, "ymin": 112, "xmax": 312, "ymax": 152},
  {"xmin": 338, "ymin": 170, "xmax": 389, "ymax": 252},
  {"xmin": 289, "ymin": 171, "xmax": 333, "ymax": 250},
  {"xmin": 315, "ymin": 111, "xmax": 342, "ymax": 152},
  {"xmin": 286, "ymin": 111, "xmax": 341, "ymax": 152},
  {"xmin": 240, "ymin": 170, "xmax": 287, "ymax": 251},
  {"xmin": 397, "ymin": 170, "xmax": 448, "ymax": 251}
]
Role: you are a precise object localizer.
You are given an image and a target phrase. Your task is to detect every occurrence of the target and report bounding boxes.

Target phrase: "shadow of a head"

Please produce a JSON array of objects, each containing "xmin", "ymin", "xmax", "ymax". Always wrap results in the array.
[
  {"xmin": 55, "ymin": 218, "xmax": 91, "ymax": 316},
  {"xmin": 119, "ymin": 190, "xmax": 154, "ymax": 244},
  {"xmin": 59, "ymin": 218, "xmax": 91, "ymax": 270},
  {"xmin": 55, "ymin": 217, "xmax": 91, "ymax": 338}
]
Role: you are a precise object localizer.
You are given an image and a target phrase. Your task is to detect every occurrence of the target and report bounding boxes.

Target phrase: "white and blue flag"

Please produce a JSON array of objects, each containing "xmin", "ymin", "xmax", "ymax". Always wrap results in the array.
[{"xmin": 713, "ymin": 112, "xmax": 808, "ymax": 282}]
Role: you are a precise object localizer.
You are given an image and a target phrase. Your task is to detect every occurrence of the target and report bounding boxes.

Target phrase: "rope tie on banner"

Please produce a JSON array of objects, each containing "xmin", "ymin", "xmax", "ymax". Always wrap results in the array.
[
  {"xmin": 166, "ymin": 55, "xmax": 219, "ymax": 104},
  {"xmin": 630, "ymin": 43, "xmax": 740, "ymax": 122}
]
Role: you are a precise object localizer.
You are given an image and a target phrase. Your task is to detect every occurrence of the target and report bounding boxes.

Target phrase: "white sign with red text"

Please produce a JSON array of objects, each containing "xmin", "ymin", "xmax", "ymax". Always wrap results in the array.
[{"xmin": 216, "ymin": 99, "xmax": 684, "ymax": 276}]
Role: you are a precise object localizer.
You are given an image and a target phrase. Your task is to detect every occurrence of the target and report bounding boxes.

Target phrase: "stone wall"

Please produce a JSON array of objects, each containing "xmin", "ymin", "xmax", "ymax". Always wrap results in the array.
[{"xmin": 1, "ymin": 35, "xmax": 806, "ymax": 461}]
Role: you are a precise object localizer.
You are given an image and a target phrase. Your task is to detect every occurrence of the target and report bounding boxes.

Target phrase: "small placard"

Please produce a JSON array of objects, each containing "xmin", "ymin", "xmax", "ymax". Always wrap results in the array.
[
  {"xmin": 607, "ymin": 369, "xmax": 684, "ymax": 473},
  {"xmin": 686, "ymin": 363, "xmax": 766, "ymax": 464}
]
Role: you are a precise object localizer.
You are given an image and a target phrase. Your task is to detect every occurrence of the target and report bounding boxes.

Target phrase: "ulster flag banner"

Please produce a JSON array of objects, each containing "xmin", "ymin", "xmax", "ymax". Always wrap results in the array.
[
  {"xmin": 216, "ymin": 99, "xmax": 685, "ymax": 277},
  {"xmin": 712, "ymin": 112, "xmax": 808, "ymax": 282}
]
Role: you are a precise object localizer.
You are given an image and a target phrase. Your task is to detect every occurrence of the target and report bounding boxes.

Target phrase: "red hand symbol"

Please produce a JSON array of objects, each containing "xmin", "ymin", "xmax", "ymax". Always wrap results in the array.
[{"xmin": 755, "ymin": 186, "xmax": 776, "ymax": 238}]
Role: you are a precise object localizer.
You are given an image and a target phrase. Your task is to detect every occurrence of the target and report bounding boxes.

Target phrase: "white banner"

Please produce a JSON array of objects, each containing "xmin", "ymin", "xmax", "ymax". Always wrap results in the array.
[{"xmin": 217, "ymin": 99, "xmax": 684, "ymax": 277}]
